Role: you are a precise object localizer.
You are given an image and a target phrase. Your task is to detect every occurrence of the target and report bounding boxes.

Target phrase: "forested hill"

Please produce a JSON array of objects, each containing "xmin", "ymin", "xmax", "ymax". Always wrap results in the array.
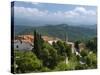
[{"xmin": 14, "ymin": 24, "xmax": 97, "ymax": 42}]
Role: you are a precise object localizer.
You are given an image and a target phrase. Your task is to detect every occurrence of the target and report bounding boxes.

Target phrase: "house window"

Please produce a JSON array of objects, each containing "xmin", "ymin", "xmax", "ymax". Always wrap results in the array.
[{"xmin": 16, "ymin": 45, "xmax": 19, "ymax": 48}]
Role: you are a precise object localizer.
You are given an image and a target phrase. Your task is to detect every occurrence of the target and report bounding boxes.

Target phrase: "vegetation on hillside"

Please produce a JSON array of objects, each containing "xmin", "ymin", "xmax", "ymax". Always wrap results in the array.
[
  {"xmin": 14, "ymin": 24, "xmax": 96, "ymax": 42},
  {"xmin": 13, "ymin": 31, "xmax": 97, "ymax": 73}
]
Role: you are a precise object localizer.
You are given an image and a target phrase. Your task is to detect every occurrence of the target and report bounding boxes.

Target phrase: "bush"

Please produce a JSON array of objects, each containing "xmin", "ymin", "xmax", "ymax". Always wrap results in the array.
[
  {"xmin": 85, "ymin": 52, "xmax": 97, "ymax": 68},
  {"xmin": 54, "ymin": 62, "xmax": 67, "ymax": 71},
  {"xmin": 15, "ymin": 51, "xmax": 42, "ymax": 73},
  {"xmin": 40, "ymin": 67, "xmax": 51, "ymax": 72},
  {"xmin": 80, "ymin": 49, "xmax": 88, "ymax": 57},
  {"xmin": 66, "ymin": 54, "xmax": 79, "ymax": 70}
]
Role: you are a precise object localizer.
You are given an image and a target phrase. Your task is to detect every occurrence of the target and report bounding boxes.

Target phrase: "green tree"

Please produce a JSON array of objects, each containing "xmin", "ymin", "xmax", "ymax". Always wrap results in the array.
[
  {"xmin": 33, "ymin": 30, "xmax": 44, "ymax": 58},
  {"xmin": 63, "ymin": 42, "xmax": 72, "ymax": 58},
  {"xmin": 54, "ymin": 62, "xmax": 67, "ymax": 71},
  {"xmin": 80, "ymin": 49, "xmax": 89, "ymax": 57},
  {"xmin": 41, "ymin": 42, "xmax": 58, "ymax": 69},
  {"xmin": 33, "ymin": 30, "xmax": 59, "ymax": 69},
  {"xmin": 74, "ymin": 40, "xmax": 81, "ymax": 52},
  {"xmin": 15, "ymin": 51, "xmax": 42, "ymax": 73},
  {"xmin": 53, "ymin": 41, "xmax": 72, "ymax": 59},
  {"xmin": 40, "ymin": 67, "xmax": 51, "ymax": 72},
  {"xmin": 85, "ymin": 52, "xmax": 97, "ymax": 68},
  {"xmin": 56, "ymin": 41, "xmax": 65, "ymax": 56},
  {"xmin": 86, "ymin": 37, "xmax": 97, "ymax": 53}
]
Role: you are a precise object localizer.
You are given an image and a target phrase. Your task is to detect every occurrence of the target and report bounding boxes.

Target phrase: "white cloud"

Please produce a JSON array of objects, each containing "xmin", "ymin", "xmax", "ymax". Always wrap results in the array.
[
  {"xmin": 87, "ymin": 10, "xmax": 96, "ymax": 16},
  {"xmin": 14, "ymin": 6, "xmax": 48, "ymax": 18},
  {"xmin": 74, "ymin": 7, "xmax": 96, "ymax": 16},
  {"xmin": 14, "ymin": 6, "xmax": 97, "ymax": 25},
  {"xmin": 31, "ymin": 2, "xmax": 40, "ymax": 5},
  {"xmin": 64, "ymin": 11, "xmax": 79, "ymax": 18},
  {"xmin": 74, "ymin": 7, "xmax": 87, "ymax": 14}
]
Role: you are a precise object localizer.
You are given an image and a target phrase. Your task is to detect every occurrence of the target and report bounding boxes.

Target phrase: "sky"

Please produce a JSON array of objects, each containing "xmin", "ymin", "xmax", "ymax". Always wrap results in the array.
[{"xmin": 12, "ymin": 1, "xmax": 97, "ymax": 26}]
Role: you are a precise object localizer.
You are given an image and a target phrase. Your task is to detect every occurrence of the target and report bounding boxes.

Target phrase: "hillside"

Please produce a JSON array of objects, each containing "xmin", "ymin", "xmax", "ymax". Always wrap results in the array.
[{"xmin": 14, "ymin": 24, "xmax": 97, "ymax": 42}]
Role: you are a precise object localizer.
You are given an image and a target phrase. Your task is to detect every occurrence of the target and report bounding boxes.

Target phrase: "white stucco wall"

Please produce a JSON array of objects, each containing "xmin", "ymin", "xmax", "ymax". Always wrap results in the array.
[
  {"xmin": 48, "ymin": 40, "xmax": 57, "ymax": 45},
  {"xmin": 14, "ymin": 40, "xmax": 33, "ymax": 51}
]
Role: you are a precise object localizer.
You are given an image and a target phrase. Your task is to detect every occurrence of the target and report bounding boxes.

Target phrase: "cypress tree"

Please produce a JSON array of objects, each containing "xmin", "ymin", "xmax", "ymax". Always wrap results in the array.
[{"xmin": 33, "ymin": 30, "xmax": 44, "ymax": 58}]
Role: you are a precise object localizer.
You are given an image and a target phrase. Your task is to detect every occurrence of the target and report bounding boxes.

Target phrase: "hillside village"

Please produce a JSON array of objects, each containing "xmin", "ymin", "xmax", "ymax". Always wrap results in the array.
[
  {"xmin": 11, "ymin": 1, "xmax": 97, "ymax": 73},
  {"xmin": 14, "ymin": 35, "xmax": 58, "ymax": 50},
  {"xmin": 14, "ymin": 34, "xmax": 85, "ymax": 55},
  {"xmin": 13, "ymin": 32, "xmax": 97, "ymax": 73}
]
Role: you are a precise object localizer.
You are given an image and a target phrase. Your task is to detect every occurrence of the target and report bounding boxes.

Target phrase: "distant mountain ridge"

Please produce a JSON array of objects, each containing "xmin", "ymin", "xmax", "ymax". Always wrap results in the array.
[{"xmin": 14, "ymin": 24, "xmax": 97, "ymax": 42}]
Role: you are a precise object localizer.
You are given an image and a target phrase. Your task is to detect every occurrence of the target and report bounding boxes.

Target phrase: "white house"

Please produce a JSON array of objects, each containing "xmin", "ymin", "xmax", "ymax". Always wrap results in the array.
[{"xmin": 14, "ymin": 40, "xmax": 33, "ymax": 51}]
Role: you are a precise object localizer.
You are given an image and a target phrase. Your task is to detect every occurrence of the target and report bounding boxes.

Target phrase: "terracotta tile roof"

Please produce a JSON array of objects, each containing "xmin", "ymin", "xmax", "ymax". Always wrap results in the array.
[{"xmin": 14, "ymin": 35, "xmax": 59, "ymax": 44}]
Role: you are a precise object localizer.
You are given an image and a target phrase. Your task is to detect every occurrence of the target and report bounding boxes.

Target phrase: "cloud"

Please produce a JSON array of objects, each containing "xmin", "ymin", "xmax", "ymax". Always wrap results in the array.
[
  {"xmin": 74, "ymin": 7, "xmax": 96, "ymax": 16},
  {"xmin": 31, "ymin": 2, "xmax": 40, "ymax": 5},
  {"xmin": 64, "ymin": 11, "xmax": 79, "ymax": 18},
  {"xmin": 74, "ymin": 7, "xmax": 87, "ymax": 14},
  {"xmin": 14, "ymin": 6, "xmax": 48, "ymax": 19},
  {"xmin": 14, "ymin": 6, "xmax": 97, "ymax": 25}
]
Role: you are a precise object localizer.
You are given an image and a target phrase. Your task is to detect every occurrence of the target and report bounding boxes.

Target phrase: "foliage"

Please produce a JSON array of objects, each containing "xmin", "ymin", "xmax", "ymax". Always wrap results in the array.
[
  {"xmin": 54, "ymin": 54, "xmax": 79, "ymax": 71},
  {"xmin": 86, "ymin": 37, "xmax": 97, "ymax": 53},
  {"xmin": 75, "ymin": 64, "xmax": 88, "ymax": 70},
  {"xmin": 14, "ymin": 30, "xmax": 97, "ymax": 73},
  {"xmin": 80, "ymin": 49, "xmax": 89, "ymax": 57},
  {"xmin": 33, "ymin": 31, "xmax": 59, "ymax": 69},
  {"xmin": 33, "ymin": 30, "xmax": 44, "ymax": 58},
  {"xmin": 40, "ymin": 42, "xmax": 59, "ymax": 69},
  {"xmin": 15, "ymin": 24, "xmax": 96, "ymax": 42},
  {"xmin": 40, "ymin": 67, "xmax": 51, "ymax": 72},
  {"xmin": 54, "ymin": 62, "xmax": 67, "ymax": 71},
  {"xmin": 84, "ymin": 52, "xmax": 97, "ymax": 68},
  {"xmin": 53, "ymin": 41, "xmax": 72, "ymax": 59},
  {"xmin": 15, "ymin": 51, "xmax": 42, "ymax": 73},
  {"xmin": 66, "ymin": 54, "xmax": 79, "ymax": 70},
  {"xmin": 63, "ymin": 42, "xmax": 72, "ymax": 58},
  {"xmin": 74, "ymin": 40, "xmax": 81, "ymax": 52}
]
